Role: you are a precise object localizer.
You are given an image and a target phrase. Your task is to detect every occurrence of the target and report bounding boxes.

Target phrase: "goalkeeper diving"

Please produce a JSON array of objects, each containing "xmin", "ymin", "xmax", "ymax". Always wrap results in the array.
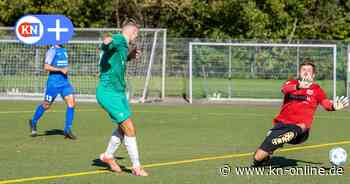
[{"xmin": 252, "ymin": 60, "xmax": 349, "ymax": 167}]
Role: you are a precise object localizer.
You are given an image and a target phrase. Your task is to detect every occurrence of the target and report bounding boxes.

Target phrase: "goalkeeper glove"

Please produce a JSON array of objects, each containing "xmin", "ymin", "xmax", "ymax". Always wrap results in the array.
[{"xmin": 333, "ymin": 96, "xmax": 349, "ymax": 110}]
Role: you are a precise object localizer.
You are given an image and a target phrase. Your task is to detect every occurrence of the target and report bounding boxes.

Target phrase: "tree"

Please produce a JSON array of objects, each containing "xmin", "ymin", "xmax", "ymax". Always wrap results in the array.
[{"xmin": 0, "ymin": 0, "xmax": 350, "ymax": 40}]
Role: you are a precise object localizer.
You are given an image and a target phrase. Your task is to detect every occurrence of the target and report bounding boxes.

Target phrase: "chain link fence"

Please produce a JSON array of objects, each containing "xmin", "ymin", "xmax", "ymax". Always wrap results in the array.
[
  {"xmin": 0, "ymin": 28, "xmax": 348, "ymax": 103},
  {"xmin": 167, "ymin": 39, "xmax": 349, "ymax": 103},
  {"xmin": 0, "ymin": 27, "xmax": 166, "ymax": 102}
]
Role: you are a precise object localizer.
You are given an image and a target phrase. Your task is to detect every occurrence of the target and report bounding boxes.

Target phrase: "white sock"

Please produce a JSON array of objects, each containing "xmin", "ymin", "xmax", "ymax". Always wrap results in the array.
[
  {"xmin": 105, "ymin": 128, "xmax": 123, "ymax": 158},
  {"xmin": 124, "ymin": 136, "xmax": 141, "ymax": 168}
]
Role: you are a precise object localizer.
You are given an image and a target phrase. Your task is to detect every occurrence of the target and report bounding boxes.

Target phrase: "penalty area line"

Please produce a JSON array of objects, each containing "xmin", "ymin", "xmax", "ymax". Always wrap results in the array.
[{"xmin": 1, "ymin": 140, "xmax": 350, "ymax": 183}]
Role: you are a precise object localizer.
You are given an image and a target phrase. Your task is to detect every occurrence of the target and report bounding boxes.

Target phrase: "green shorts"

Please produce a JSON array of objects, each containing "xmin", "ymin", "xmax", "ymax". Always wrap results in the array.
[{"xmin": 96, "ymin": 87, "xmax": 131, "ymax": 124}]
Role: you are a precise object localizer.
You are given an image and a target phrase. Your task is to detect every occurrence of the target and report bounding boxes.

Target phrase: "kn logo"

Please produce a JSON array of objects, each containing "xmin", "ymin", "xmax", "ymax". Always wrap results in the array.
[
  {"xmin": 15, "ymin": 15, "xmax": 74, "ymax": 46},
  {"xmin": 19, "ymin": 23, "xmax": 40, "ymax": 37},
  {"xmin": 15, "ymin": 15, "xmax": 44, "ymax": 44}
]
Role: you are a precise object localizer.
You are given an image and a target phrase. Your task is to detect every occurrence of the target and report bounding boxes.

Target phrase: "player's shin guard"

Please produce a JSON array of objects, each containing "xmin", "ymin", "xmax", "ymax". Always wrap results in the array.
[
  {"xmin": 105, "ymin": 128, "xmax": 123, "ymax": 157},
  {"xmin": 124, "ymin": 136, "xmax": 141, "ymax": 168},
  {"xmin": 64, "ymin": 107, "xmax": 74, "ymax": 133},
  {"xmin": 31, "ymin": 104, "xmax": 46, "ymax": 125}
]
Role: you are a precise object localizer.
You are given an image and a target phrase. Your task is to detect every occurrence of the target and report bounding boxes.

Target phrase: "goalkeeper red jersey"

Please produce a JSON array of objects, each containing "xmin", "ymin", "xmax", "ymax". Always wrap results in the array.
[{"xmin": 274, "ymin": 79, "xmax": 334, "ymax": 128}]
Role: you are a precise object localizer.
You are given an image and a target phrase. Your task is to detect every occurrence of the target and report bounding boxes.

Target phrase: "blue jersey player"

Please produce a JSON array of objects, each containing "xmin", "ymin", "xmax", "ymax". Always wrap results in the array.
[{"xmin": 28, "ymin": 45, "xmax": 77, "ymax": 139}]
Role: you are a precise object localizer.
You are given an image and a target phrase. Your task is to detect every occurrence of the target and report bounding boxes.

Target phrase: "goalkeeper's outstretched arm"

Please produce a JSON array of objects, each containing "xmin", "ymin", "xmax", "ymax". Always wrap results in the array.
[
  {"xmin": 318, "ymin": 88, "xmax": 349, "ymax": 111},
  {"xmin": 332, "ymin": 96, "xmax": 349, "ymax": 111}
]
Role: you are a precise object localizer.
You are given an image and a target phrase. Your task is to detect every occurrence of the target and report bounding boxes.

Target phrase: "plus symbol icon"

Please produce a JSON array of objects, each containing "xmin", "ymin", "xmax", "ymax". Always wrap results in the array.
[{"xmin": 47, "ymin": 19, "xmax": 69, "ymax": 41}]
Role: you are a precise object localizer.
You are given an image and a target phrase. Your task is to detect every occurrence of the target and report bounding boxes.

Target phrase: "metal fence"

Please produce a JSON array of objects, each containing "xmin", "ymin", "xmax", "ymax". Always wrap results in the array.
[
  {"xmin": 165, "ymin": 39, "xmax": 349, "ymax": 103},
  {"xmin": 0, "ymin": 28, "xmax": 349, "ymax": 103},
  {"xmin": 0, "ymin": 27, "xmax": 167, "ymax": 102},
  {"xmin": 189, "ymin": 42, "xmax": 341, "ymax": 103}
]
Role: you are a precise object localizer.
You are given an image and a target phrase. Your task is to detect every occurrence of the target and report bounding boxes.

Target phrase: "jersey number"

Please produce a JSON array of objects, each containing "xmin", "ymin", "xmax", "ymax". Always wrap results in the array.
[{"xmin": 45, "ymin": 95, "xmax": 53, "ymax": 102}]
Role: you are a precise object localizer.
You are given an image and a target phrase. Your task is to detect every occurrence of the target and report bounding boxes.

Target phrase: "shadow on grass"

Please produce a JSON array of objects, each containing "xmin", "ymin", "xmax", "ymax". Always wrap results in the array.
[
  {"xmin": 270, "ymin": 156, "xmax": 323, "ymax": 168},
  {"xmin": 92, "ymin": 157, "xmax": 132, "ymax": 174},
  {"xmin": 36, "ymin": 129, "xmax": 64, "ymax": 136}
]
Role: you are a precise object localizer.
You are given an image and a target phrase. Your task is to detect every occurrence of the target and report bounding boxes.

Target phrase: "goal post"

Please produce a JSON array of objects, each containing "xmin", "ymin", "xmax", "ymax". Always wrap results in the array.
[
  {"xmin": 188, "ymin": 42, "xmax": 337, "ymax": 104},
  {"xmin": 73, "ymin": 28, "xmax": 168, "ymax": 103},
  {"xmin": 347, "ymin": 45, "xmax": 350, "ymax": 98},
  {"xmin": 0, "ymin": 27, "xmax": 167, "ymax": 102}
]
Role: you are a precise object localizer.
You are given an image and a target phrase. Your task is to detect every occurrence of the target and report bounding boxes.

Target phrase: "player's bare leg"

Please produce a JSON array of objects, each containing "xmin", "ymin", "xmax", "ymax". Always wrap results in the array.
[
  {"xmin": 42, "ymin": 101, "xmax": 51, "ymax": 110},
  {"xmin": 28, "ymin": 101, "xmax": 51, "ymax": 137},
  {"xmin": 63, "ymin": 95, "xmax": 76, "ymax": 139},
  {"xmin": 120, "ymin": 118, "xmax": 148, "ymax": 176},
  {"xmin": 253, "ymin": 149, "xmax": 271, "ymax": 166}
]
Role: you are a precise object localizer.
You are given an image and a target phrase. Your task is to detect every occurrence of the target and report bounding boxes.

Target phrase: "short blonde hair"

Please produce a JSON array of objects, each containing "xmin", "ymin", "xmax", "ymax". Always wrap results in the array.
[
  {"xmin": 102, "ymin": 32, "xmax": 112, "ymax": 39},
  {"xmin": 122, "ymin": 18, "xmax": 140, "ymax": 29}
]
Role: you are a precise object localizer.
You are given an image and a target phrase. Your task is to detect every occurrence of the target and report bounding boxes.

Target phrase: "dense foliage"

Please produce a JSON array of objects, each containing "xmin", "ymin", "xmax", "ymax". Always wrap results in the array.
[{"xmin": 1, "ymin": 0, "xmax": 350, "ymax": 40}]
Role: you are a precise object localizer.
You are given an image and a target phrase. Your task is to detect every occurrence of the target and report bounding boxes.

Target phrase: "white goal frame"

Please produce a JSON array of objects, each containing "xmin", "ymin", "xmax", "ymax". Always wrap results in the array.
[
  {"xmin": 75, "ymin": 28, "xmax": 167, "ymax": 102},
  {"xmin": 189, "ymin": 42, "xmax": 337, "ymax": 104}
]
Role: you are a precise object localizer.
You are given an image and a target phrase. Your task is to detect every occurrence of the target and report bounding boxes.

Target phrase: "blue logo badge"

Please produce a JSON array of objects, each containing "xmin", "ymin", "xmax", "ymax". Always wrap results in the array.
[{"xmin": 15, "ymin": 15, "xmax": 74, "ymax": 46}]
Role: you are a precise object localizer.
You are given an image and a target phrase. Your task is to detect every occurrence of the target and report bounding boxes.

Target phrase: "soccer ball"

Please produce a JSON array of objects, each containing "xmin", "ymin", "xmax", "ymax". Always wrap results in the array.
[{"xmin": 329, "ymin": 147, "xmax": 347, "ymax": 166}]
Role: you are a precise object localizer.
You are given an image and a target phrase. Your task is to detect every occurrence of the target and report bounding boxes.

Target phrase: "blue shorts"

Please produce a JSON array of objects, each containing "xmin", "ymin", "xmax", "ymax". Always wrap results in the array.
[{"xmin": 44, "ymin": 83, "xmax": 74, "ymax": 103}]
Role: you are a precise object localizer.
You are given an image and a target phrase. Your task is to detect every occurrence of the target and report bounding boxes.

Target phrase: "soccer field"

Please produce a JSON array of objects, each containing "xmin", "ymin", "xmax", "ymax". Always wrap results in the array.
[{"xmin": 0, "ymin": 101, "xmax": 350, "ymax": 184}]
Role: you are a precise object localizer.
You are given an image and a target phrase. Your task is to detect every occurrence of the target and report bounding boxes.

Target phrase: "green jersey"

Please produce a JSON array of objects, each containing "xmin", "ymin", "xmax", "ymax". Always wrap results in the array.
[{"xmin": 98, "ymin": 33, "xmax": 128, "ymax": 92}]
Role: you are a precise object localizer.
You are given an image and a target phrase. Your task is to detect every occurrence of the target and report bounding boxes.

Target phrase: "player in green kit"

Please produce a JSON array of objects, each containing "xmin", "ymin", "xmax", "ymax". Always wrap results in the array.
[{"xmin": 96, "ymin": 21, "xmax": 148, "ymax": 176}]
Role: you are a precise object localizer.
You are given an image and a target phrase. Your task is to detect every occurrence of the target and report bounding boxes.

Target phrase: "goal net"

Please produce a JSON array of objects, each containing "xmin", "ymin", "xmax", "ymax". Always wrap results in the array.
[
  {"xmin": 0, "ymin": 27, "xmax": 167, "ymax": 102},
  {"xmin": 189, "ymin": 42, "xmax": 338, "ymax": 103}
]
